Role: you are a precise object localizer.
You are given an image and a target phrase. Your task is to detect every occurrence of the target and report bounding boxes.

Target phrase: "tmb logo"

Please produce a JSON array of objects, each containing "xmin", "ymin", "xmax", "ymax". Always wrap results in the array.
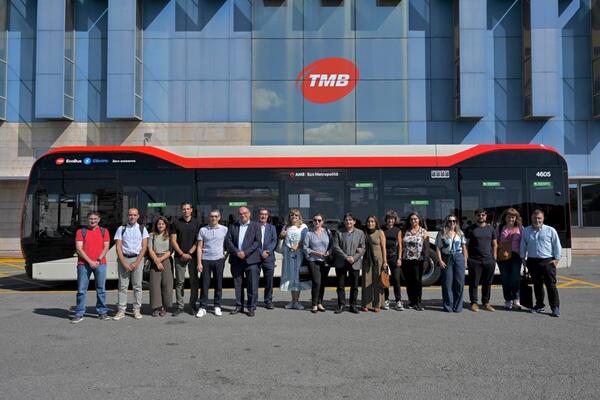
[
  {"xmin": 296, "ymin": 57, "xmax": 359, "ymax": 104},
  {"xmin": 55, "ymin": 158, "xmax": 65, "ymax": 165}
]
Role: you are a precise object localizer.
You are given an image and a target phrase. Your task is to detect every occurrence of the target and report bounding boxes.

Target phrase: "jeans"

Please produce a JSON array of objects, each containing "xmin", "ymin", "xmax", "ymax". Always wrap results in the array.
[
  {"xmin": 498, "ymin": 253, "xmax": 521, "ymax": 302},
  {"xmin": 527, "ymin": 258, "xmax": 560, "ymax": 309},
  {"xmin": 468, "ymin": 258, "xmax": 495, "ymax": 305},
  {"xmin": 75, "ymin": 263, "xmax": 107, "ymax": 317},
  {"xmin": 200, "ymin": 258, "xmax": 225, "ymax": 308},
  {"xmin": 309, "ymin": 260, "xmax": 330, "ymax": 306},
  {"xmin": 174, "ymin": 256, "xmax": 199, "ymax": 310},
  {"xmin": 440, "ymin": 253, "xmax": 465, "ymax": 313},
  {"xmin": 117, "ymin": 256, "xmax": 144, "ymax": 311}
]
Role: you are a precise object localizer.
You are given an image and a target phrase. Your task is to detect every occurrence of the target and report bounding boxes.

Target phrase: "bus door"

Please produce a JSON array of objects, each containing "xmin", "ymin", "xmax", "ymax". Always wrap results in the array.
[
  {"xmin": 33, "ymin": 170, "xmax": 119, "ymax": 262},
  {"xmin": 283, "ymin": 169, "xmax": 345, "ymax": 231},
  {"xmin": 346, "ymin": 169, "xmax": 380, "ymax": 228},
  {"xmin": 525, "ymin": 167, "xmax": 569, "ymax": 244},
  {"xmin": 458, "ymin": 168, "xmax": 525, "ymax": 229}
]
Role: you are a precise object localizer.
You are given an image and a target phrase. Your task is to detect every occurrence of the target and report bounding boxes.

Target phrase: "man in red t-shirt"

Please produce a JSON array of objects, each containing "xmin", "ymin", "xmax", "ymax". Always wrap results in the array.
[{"xmin": 71, "ymin": 211, "xmax": 110, "ymax": 324}]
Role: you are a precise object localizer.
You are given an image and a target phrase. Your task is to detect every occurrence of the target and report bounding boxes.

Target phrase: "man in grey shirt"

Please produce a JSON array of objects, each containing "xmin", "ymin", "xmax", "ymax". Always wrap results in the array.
[{"xmin": 196, "ymin": 210, "xmax": 228, "ymax": 317}]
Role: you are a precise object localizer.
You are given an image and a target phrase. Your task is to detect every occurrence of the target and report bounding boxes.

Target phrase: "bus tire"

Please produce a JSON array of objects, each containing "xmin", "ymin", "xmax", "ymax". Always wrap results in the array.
[{"xmin": 421, "ymin": 247, "xmax": 441, "ymax": 286}]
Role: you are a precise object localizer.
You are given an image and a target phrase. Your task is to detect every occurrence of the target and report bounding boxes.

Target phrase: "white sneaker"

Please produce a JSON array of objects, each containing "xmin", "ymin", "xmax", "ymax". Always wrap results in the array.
[
  {"xmin": 292, "ymin": 302, "xmax": 304, "ymax": 310},
  {"xmin": 395, "ymin": 301, "xmax": 405, "ymax": 311},
  {"xmin": 133, "ymin": 309, "xmax": 143, "ymax": 319},
  {"xmin": 113, "ymin": 310, "xmax": 126, "ymax": 321},
  {"xmin": 214, "ymin": 307, "xmax": 222, "ymax": 317},
  {"xmin": 382, "ymin": 300, "xmax": 390, "ymax": 310},
  {"xmin": 512, "ymin": 300, "xmax": 522, "ymax": 310},
  {"xmin": 195, "ymin": 308, "xmax": 207, "ymax": 318},
  {"xmin": 284, "ymin": 302, "xmax": 295, "ymax": 309},
  {"xmin": 505, "ymin": 301, "xmax": 513, "ymax": 310}
]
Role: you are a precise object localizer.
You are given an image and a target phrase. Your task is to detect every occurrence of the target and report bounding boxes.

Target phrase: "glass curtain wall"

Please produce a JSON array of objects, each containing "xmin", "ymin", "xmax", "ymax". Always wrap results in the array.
[
  {"xmin": 0, "ymin": 0, "xmax": 7, "ymax": 120},
  {"xmin": 251, "ymin": 0, "xmax": 409, "ymax": 145}
]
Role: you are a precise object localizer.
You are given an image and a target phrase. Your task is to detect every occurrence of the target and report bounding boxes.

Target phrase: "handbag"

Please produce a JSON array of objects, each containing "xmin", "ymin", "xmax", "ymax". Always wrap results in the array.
[
  {"xmin": 142, "ymin": 233, "xmax": 156, "ymax": 282},
  {"xmin": 380, "ymin": 266, "xmax": 390, "ymax": 289},
  {"xmin": 498, "ymin": 240, "xmax": 512, "ymax": 262},
  {"xmin": 520, "ymin": 267, "xmax": 533, "ymax": 310}
]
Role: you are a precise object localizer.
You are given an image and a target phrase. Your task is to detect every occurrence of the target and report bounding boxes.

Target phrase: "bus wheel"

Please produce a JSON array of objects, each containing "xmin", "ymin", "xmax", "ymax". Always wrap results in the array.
[{"xmin": 421, "ymin": 250, "xmax": 441, "ymax": 286}]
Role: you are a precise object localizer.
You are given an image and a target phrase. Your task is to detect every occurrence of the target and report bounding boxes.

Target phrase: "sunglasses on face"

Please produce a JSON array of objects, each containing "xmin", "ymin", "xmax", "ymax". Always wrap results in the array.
[
  {"xmin": 448, "ymin": 220, "xmax": 457, "ymax": 223},
  {"xmin": 313, "ymin": 218, "xmax": 322, "ymax": 222}
]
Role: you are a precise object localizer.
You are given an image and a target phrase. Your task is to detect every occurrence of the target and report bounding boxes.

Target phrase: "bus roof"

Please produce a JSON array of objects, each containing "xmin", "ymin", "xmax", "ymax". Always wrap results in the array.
[{"xmin": 44, "ymin": 144, "xmax": 560, "ymax": 169}]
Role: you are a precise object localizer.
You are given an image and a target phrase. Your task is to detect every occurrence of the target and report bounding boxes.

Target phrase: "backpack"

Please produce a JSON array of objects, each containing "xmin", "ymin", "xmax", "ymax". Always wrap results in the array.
[
  {"xmin": 119, "ymin": 224, "xmax": 145, "ymax": 239},
  {"xmin": 81, "ymin": 226, "xmax": 106, "ymax": 240}
]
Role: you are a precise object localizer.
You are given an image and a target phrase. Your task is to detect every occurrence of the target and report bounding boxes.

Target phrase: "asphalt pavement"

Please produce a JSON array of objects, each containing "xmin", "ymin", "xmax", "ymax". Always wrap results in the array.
[{"xmin": 1, "ymin": 256, "xmax": 599, "ymax": 400}]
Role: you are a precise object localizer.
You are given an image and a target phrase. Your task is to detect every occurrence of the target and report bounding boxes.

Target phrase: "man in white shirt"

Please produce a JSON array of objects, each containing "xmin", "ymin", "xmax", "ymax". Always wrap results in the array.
[{"xmin": 113, "ymin": 208, "xmax": 149, "ymax": 320}]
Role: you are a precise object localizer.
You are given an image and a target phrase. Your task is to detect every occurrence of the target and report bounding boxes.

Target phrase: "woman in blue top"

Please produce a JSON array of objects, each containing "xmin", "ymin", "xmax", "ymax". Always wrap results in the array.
[{"xmin": 435, "ymin": 214, "xmax": 468, "ymax": 313}]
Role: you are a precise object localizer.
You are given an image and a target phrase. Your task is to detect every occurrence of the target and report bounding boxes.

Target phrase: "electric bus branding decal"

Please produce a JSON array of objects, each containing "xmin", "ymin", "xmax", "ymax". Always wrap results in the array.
[
  {"xmin": 55, "ymin": 158, "xmax": 65, "ymax": 165},
  {"xmin": 296, "ymin": 57, "xmax": 359, "ymax": 104}
]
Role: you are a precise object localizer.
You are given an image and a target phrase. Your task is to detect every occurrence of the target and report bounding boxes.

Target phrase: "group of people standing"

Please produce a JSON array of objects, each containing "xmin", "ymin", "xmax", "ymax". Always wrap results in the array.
[{"xmin": 70, "ymin": 202, "xmax": 563, "ymax": 324}]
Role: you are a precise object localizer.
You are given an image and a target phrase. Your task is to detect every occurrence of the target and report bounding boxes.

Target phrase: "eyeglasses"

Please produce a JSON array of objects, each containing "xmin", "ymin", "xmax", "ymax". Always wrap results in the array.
[
  {"xmin": 448, "ymin": 220, "xmax": 457, "ymax": 223},
  {"xmin": 313, "ymin": 219, "xmax": 322, "ymax": 222}
]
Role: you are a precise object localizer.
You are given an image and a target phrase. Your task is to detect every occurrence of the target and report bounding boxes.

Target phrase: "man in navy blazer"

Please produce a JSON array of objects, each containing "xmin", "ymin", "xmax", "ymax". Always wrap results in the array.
[
  {"xmin": 257, "ymin": 208, "xmax": 278, "ymax": 309},
  {"xmin": 225, "ymin": 206, "xmax": 262, "ymax": 317}
]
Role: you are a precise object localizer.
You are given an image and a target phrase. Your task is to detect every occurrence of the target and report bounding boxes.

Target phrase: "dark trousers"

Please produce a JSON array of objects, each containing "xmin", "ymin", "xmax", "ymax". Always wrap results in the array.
[
  {"xmin": 309, "ymin": 260, "xmax": 330, "ymax": 306},
  {"xmin": 384, "ymin": 255, "xmax": 402, "ymax": 302},
  {"xmin": 403, "ymin": 259, "xmax": 424, "ymax": 305},
  {"xmin": 199, "ymin": 258, "xmax": 225, "ymax": 308},
  {"xmin": 335, "ymin": 264, "xmax": 360, "ymax": 306},
  {"xmin": 232, "ymin": 263, "xmax": 259, "ymax": 310},
  {"xmin": 149, "ymin": 257, "xmax": 174, "ymax": 310},
  {"xmin": 259, "ymin": 262, "xmax": 275, "ymax": 304},
  {"xmin": 527, "ymin": 258, "xmax": 560, "ymax": 309},
  {"xmin": 440, "ymin": 253, "xmax": 465, "ymax": 313},
  {"xmin": 498, "ymin": 253, "xmax": 521, "ymax": 302},
  {"xmin": 468, "ymin": 258, "xmax": 495, "ymax": 305}
]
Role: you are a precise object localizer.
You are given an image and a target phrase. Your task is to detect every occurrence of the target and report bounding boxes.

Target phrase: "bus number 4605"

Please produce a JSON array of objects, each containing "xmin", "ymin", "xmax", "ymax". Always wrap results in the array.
[{"xmin": 536, "ymin": 171, "xmax": 552, "ymax": 178}]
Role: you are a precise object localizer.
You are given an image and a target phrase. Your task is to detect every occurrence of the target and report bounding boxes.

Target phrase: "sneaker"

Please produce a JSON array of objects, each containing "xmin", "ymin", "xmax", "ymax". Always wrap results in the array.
[
  {"xmin": 133, "ymin": 309, "xmax": 143, "ymax": 319},
  {"xmin": 470, "ymin": 303, "xmax": 479, "ymax": 312},
  {"xmin": 284, "ymin": 302, "xmax": 295, "ymax": 310},
  {"xmin": 382, "ymin": 300, "xmax": 390, "ymax": 310},
  {"xmin": 292, "ymin": 302, "xmax": 304, "ymax": 310},
  {"xmin": 98, "ymin": 314, "xmax": 110, "ymax": 321},
  {"xmin": 504, "ymin": 301, "xmax": 513, "ymax": 310},
  {"xmin": 214, "ymin": 307, "xmax": 222, "ymax": 317},
  {"xmin": 395, "ymin": 301, "xmax": 405, "ymax": 311},
  {"xmin": 152, "ymin": 309, "xmax": 161, "ymax": 317},
  {"xmin": 530, "ymin": 305, "xmax": 545, "ymax": 314},
  {"xmin": 70, "ymin": 315, "xmax": 83, "ymax": 324},
  {"xmin": 551, "ymin": 307, "xmax": 560, "ymax": 318},
  {"xmin": 416, "ymin": 304, "xmax": 425, "ymax": 311},
  {"xmin": 195, "ymin": 308, "xmax": 207, "ymax": 318},
  {"xmin": 159, "ymin": 309, "xmax": 167, "ymax": 317},
  {"xmin": 483, "ymin": 303, "xmax": 495, "ymax": 312},
  {"xmin": 113, "ymin": 310, "xmax": 126, "ymax": 321},
  {"xmin": 512, "ymin": 300, "xmax": 522, "ymax": 310}
]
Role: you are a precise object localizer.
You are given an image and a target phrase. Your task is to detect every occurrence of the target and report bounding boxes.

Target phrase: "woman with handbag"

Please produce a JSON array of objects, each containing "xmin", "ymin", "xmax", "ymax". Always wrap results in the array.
[
  {"xmin": 361, "ymin": 215, "xmax": 388, "ymax": 312},
  {"xmin": 497, "ymin": 208, "xmax": 524, "ymax": 310},
  {"xmin": 148, "ymin": 216, "xmax": 174, "ymax": 317},
  {"xmin": 435, "ymin": 214, "xmax": 468, "ymax": 313},
  {"xmin": 280, "ymin": 208, "xmax": 310, "ymax": 309},
  {"xmin": 303, "ymin": 213, "xmax": 332, "ymax": 313}
]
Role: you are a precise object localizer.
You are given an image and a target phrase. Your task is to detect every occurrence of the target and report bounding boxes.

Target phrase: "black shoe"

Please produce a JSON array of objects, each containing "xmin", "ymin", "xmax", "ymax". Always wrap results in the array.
[
  {"xmin": 189, "ymin": 305, "xmax": 199, "ymax": 315},
  {"xmin": 172, "ymin": 308, "xmax": 183, "ymax": 317},
  {"xmin": 334, "ymin": 305, "xmax": 345, "ymax": 314},
  {"xmin": 98, "ymin": 314, "xmax": 110, "ymax": 321},
  {"xmin": 349, "ymin": 306, "xmax": 360, "ymax": 314},
  {"xmin": 416, "ymin": 304, "xmax": 425, "ymax": 311},
  {"xmin": 265, "ymin": 302, "xmax": 274, "ymax": 310},
  {"xmin": 247, "ymin": 309, "xmax": 255, "ymax": 317},
  {"xmin": 230, "ymin": 307, "xmax": 243, "ymax": 315}
]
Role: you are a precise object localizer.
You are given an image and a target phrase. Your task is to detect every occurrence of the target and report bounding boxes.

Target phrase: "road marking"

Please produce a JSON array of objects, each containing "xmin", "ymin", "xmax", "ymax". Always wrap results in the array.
[{"xmin": 556, "ymin": 275, "xmax": 600, "ymax": 289}]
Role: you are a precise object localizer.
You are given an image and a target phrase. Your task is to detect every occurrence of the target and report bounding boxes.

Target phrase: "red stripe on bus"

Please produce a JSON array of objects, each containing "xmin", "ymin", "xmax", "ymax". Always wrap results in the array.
[{"xmin": 44, "ymin": 144, "xmax": 559, "ymax": 169}]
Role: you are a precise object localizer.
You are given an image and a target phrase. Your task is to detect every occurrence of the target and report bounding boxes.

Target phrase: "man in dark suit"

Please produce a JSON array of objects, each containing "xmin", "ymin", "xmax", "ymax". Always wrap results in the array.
[
  {"xmin": 332, "ymin": 212, "xmax": 366, "ymax": 314},
  {"xmin": 225, "ymin": 206, "xmax": 262, "ymax": 317},
  {"xmin": 258, "ymin": 208, "xmax": 278, "ymax": 309}
]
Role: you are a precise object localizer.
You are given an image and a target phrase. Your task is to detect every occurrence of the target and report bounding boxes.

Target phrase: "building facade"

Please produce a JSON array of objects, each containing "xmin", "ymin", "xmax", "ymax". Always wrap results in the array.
[{"xmin": 0, "ymin": 0, "xmax": 599, "ymax": 251}]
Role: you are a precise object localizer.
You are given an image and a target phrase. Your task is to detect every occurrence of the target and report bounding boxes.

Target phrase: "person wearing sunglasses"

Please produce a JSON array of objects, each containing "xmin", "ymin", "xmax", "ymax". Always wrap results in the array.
[
  {"xmin": 280, "ymin": 208, "xmax": 310, "ymax": 309},
  {"xmin": 465, "ymin": 209, "xmax": 498, "ymax": 312},
  {"xmin": 303, "ymin": 213, "xmax": 333, "ymax": 313},
  {"xmin": 435, "ymin": 215, "xmax": 468, "ymax": 312}
]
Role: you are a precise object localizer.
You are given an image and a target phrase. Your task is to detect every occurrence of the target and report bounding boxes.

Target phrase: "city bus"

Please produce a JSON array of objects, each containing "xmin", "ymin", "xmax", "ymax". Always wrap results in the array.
[{"xmin": 21, "ymin": 144, "xmax": 571, "ymax": 284}]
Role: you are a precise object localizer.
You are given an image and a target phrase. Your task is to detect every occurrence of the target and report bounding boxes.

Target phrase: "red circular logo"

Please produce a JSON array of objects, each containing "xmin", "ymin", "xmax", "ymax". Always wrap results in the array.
[
  {"xmin": 55, "ymin": 158, "xmax": 65, "ymax": 165},
  {"xmin": 296, "ymin": 57, "xmax": 359, "ymax": 104}
]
